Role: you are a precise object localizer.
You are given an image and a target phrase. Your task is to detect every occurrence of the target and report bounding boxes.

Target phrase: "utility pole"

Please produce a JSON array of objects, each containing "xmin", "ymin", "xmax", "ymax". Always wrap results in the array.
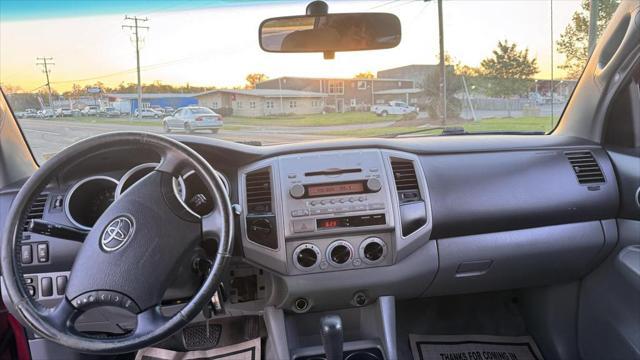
[
  {"xmin": 122, "ymin": 15, "xmax": 149, "ymax": 118},
  {"xmin": 36, "ymin": 57, "xmax": 54, "ymax": 111},
  {"xmin": 437, "ymin": 0, "xmax": 447, "ymax": 126},
  {"xmin": 588, "ymin": 0, "xmax": 599, "ymax": 56}
]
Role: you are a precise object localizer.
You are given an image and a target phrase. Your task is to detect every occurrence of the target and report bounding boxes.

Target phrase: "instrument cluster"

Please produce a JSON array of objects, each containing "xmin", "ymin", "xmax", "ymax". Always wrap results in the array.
[{"xmin": 64, "ymin": 163, "xmax": 229, "ymax": 230}]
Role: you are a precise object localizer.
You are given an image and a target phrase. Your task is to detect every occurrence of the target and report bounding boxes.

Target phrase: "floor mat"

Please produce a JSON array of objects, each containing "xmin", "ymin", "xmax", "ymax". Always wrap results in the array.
[
  {"xmin": 409, "ymin": 334, "xmax": 543, "ymax": 360},
  {"xmin": 135, "ymin": 337, "xmax": 261, "ymax": 360}
]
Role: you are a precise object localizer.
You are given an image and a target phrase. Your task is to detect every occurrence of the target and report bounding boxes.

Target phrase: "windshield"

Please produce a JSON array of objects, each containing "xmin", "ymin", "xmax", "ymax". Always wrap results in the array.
[
  {"xmin": 190, "ymin": 108, "xmax": 215, "ymax": 115},
  {"xmin": 1, "ymin": 0, "xmax": 620, "ymax": 162}
]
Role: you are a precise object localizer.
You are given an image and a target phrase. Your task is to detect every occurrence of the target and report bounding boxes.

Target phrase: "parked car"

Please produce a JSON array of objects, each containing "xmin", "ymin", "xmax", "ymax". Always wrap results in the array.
[
  {"xmin": 18, "ymin": 108, "xmax": 38, "ymax": 118},
  {"xmin": 55, "ymin": 108, "xmax": 74, "ymax": 117},
  {"xmin": 150, "ymin": 105, "xmax": 166, "ymax": 114},
  {"xmin": 162, "ymin": 106, "xmax": 223, "ymax": 133},
  {"xmin": 134, "ymin": 108, "xmax": 163, "ymax": 118},
  {"xmin": 81, "ymin": 105, "xmax": 99, "ymax": 116},
  {"xmin": 163, "ymin": 106, "xmax": 175, "ymax": 115},
  {"xmin": 99, "ymin": 107, "xmax": 121, "ymax": 118},
  {"xmin": 36, "ymin": 109, "xmax": 55, "ymax": 118},
  {"xmin": 371, "ymin": 101, "xmax": 418, "ymax": 116}
]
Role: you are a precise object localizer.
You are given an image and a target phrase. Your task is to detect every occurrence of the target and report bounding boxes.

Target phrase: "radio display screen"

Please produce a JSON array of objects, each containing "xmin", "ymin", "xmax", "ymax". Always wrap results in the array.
[
  {"xmin": 317, "ymin": 214, "xmax": 386, "ymax": 230},
  {"xmin": 306, "ymin": 181, "xmax": 364, "ymax": 198}
]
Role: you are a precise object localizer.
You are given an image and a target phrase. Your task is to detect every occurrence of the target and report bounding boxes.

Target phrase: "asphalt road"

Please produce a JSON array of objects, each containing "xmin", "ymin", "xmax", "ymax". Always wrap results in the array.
[{"xmin": 17, "ymin": 118, "xmax": 331, "ymax": 161}]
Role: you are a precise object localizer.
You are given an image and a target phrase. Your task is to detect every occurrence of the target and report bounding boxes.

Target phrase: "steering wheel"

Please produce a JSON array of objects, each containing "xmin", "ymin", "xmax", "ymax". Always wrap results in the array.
[{"xmin": 0, "ymin": 132, "xmax": 234, "ymax": 354}]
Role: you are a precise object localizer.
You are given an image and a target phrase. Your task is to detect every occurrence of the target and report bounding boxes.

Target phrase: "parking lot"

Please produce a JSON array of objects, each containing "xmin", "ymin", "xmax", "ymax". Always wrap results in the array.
[
  {"xmin": 18, "ymin": 117, "xmax": 335, "ymax": 161},
  {"xmin": 17, "ymin": 112, "xmax": 556, "ymax": 162}
]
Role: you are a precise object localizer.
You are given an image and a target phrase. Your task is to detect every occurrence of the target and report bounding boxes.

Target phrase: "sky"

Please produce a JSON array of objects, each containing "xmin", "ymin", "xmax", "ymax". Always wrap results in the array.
[{"xmin": 0, "ymin": 0, "xmax": 584, "ymax": 92}]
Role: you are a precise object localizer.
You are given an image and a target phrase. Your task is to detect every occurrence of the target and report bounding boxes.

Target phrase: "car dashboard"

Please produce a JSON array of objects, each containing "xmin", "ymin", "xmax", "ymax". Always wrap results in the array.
[{"xmin": 0, "ymin": 134, "xmax": 620, "ymax": 335}]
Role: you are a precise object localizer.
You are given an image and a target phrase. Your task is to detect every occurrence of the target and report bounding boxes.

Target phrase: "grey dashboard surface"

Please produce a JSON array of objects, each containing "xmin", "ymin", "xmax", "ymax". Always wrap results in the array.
[
  {"xmin": 0, "ymin": 134, "xmax": 619, "ymax": 247},
  {"xmin": 178, "ymin": 134, "xmax": 619, "ymax": 239},
  {"xmin": 0, "ymin": 133, "xmax": 623, "ymax": 322}
]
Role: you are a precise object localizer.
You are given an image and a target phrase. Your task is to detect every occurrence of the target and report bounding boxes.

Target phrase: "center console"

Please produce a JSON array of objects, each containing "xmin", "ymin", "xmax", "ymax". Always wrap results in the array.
[{"xmin": 239, "ymin": 149, "xmax": 431, "ymax": 278}]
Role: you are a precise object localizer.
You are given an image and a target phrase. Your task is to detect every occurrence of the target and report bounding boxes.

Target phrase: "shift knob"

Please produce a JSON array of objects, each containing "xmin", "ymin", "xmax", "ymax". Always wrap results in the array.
[{"xmin": 320, "ymin": 315, "xmax": 344, "ymax": 360}]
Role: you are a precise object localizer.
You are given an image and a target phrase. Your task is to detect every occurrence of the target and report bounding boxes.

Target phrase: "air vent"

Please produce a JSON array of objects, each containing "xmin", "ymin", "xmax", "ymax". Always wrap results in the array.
[
  {"xmin": 245, "ymin": 168, "xmax": 273, "ymax": 214},
  {"xmin": 566, "ymin": 151, "xmax": 605, "ymax": 185},
  {"xmin": 22, "ymin": 193, "xmax": 48, "ymax": 232},
  {"xmin": 390, "ymin": 158, "xmax": 421, "ymax": 203}
]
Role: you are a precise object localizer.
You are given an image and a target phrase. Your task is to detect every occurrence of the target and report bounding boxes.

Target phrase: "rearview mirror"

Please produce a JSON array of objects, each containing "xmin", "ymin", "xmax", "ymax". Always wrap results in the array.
[{"xmin": 259, "ymin": 13, "xmax": 401, "ymax": 53}]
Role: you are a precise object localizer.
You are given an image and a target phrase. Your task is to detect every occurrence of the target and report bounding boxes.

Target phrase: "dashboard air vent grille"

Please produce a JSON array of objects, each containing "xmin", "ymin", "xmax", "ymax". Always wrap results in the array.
[
  {"xmin": 245, "ymin": 168, "xmax": 273, "ymax": 214},
  {"xmin": 566, "ymin": 151, "xmax": 605, "ymax": 185},
  {"xmin": 390, "ymin": 158, "xmax": 421, "ymax": 203},
  {"xmin": 22, "ymin": 193, "xmax": 48, "ymax": 232}
]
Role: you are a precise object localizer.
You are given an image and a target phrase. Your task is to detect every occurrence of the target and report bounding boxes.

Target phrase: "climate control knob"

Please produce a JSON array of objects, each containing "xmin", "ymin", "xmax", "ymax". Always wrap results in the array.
[
  {"xmin": 359, "ymin": 237, "xmax": 387, "ymax": 264},
  {"xmin": 289, "ymin": 184, "xmax": 306, "ymax": 199},
  {"xmin": 326, "ymin": 240, "xmax": 353, "ymax": 266},
  {"xmin": 293, "ymin": 244, "xmax": 320, "ymax": 271},
  {"xmin": 366, "ymin": 178, "xmax": 382, "ymax": 192}
]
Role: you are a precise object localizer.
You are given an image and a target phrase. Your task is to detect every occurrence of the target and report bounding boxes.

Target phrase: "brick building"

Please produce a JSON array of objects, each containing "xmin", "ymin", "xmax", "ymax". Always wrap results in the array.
[
  {"xmin": 195, "ymin": 89, "xmax": 326, "ymax": 117},
  {"xmin": 256, "ymin": 77, "xmax": 417, "ymax": 112}
]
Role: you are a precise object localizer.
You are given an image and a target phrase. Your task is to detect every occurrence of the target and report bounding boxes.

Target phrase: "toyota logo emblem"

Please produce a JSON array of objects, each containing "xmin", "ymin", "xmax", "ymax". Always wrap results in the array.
[{"xmin": 101, "ymin": 216, "xmax": 135, "ymax": 252}]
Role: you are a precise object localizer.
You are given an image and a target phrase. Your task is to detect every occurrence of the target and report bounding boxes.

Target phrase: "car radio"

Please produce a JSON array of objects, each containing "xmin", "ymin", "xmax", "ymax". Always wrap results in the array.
[{"xmin": 278, "ymin": 150, "xmax": 393, "ymax": 238}]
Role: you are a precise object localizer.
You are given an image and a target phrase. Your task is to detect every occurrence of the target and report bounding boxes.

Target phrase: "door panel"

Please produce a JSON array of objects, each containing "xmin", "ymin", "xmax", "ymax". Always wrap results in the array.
[
  {"xmin": 578, "ymin": 147, "xmax": 640, "ymax": 360},
  {"xmin": 578, "ymin": 219, "xmax": 640, "ymax": 360}
]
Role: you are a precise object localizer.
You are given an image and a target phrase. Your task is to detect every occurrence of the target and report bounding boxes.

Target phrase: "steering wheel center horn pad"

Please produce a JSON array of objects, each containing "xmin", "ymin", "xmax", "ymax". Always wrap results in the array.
[{"xmin": 1, "ymin": 132, "xmax": 234, "ymax": 354}]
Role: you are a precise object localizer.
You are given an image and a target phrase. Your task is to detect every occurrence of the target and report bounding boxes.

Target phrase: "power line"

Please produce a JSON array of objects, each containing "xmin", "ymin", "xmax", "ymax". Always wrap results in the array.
[
  {"xmin": 122, "ymin": 15, "xmax": 149, "ymax": 117},
  {"xmin": 36, "ymin": 57, "xmax": 54, "ymax": 110}
]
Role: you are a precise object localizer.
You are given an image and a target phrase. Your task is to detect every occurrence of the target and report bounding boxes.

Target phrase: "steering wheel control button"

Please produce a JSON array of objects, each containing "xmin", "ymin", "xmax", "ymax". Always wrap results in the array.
[
  {"xmin": 326, "ymin": 240, "xmax": 353, "ymax": 267},
  {"xmin": 72, "ymin": 291, "xmax": 140, "ymax": 313},
  {"xmin": 359, "ymin": 237, "xmax": 387, "ymax": 265},
  {"xmin": 21, "ymin": 244, "xmax": 33, "ymax": 264},
  {"xmin": 36, "ymin": 243, "xmax": 49, "ymax": 263},
  {"xmin": 100, "ymin": 216, "xmax": 135, "ymax": 252},
  {"xmin": 293, "ymin": 243, "xmax": 321, "ymax": 271},
  {"xmin": 27, "ymin": 285, "xmax": 36, "ymax": 297},
  {"xmin": 40, "ymin": 277, "xmax": 53, "ymax": 297},
  {"xmin": 56, "ymin": 276, "xmax": 68, "ymax": 295}
]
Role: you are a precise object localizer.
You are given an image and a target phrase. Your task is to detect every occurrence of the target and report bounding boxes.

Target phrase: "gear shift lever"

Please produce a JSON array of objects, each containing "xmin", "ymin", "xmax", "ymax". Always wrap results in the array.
[{"xmin": 320, "ymin": 315, "xmax": 344, "ymax": 360}]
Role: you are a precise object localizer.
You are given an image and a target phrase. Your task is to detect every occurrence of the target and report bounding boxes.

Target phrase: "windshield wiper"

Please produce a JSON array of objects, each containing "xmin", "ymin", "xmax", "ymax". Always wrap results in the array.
[
  {"xmin": 379, "ymin": 126, "xmax": 447, "ymax": 138},
  {"xmin": 438, "ymin": 127, "xmax": 546, "ymax": 136},
  {"xmin": 381, "ymin": 126, "xmax": 545, "ymax": 138}
]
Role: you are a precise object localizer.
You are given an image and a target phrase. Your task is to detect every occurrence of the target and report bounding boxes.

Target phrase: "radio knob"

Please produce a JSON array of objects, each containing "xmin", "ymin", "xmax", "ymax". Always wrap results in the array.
[
  {"xmin": 289, "ymin": 184, "xmax": 306, "ymax": 199},
  {"xmin": 366, "ymin": 178, "xmax": 382, "ymax": 192}
]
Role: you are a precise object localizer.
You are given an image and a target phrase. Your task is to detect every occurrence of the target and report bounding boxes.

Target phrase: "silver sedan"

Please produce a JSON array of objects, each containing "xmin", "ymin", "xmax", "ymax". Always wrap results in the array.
[{"xmin": 162, "ymin": 107, "xmax": 223, "ymax": 133}]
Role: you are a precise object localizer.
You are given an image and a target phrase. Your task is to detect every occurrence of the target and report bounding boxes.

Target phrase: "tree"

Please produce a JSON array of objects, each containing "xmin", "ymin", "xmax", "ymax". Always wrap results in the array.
[
  {"xmin": 423, "ymin": 65, "xmax": 463, "ymax": 119},
  {"xmin": 245, "ymin": 73, "xmax": 268, "ymax": 89},
  {"xmin": 0, "ymin": 84, "xmax": 23, "ymax": 94},
  {"xmin": 479, "ymin": 40, "xmax": 538, "ymax": 98},
  {"xmin": 557, "ymin": 0, "xmax": 619, "ymax": 79},
  {"xmin": 354, "ymin": 71, "xmax": 375, "ymax": 79}
]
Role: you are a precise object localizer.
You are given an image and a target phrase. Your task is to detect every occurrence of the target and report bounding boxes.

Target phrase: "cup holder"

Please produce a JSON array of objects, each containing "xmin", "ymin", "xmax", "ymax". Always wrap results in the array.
[
  {"xmin": 296, "ymin": 347, "xmax": 383, "ymax": 360},
  {"xmin": 345, "ymin": 350, "xmax": 382, "ymax": 360}
]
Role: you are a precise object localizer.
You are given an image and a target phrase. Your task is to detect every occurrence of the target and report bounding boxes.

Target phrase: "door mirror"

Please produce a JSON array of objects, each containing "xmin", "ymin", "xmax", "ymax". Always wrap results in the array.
[{"xmin": 259, "ymin": 13, "xmax": 401, "ymax": 53}]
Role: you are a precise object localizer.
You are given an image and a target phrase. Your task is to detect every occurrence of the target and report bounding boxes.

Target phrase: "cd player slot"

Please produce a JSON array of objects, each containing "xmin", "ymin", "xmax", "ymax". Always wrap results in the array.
[{"xmin": 304, "ymin": 168, "xmax": 362, "ymax": 177}]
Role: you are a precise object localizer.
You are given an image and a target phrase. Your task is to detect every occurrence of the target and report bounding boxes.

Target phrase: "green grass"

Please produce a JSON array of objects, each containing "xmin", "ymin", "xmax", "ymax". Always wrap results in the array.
[
  {"xmin": 463, "ymin": 116, "xmax": 556, "ymax": 133},
  {"xmin": 224, "ymin": 112, "xmax": 401, "ymax": 127},
  {"xmin": 44, "ymin": 114, "xmax": 558, "ymax": 138},
  {"xmin": 317, "ymin": 116, "xmax": 556, "ymax": 138},
  {"xmin": 318, "ymin": 127, "xmax": 441, "ymax": 137}
]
